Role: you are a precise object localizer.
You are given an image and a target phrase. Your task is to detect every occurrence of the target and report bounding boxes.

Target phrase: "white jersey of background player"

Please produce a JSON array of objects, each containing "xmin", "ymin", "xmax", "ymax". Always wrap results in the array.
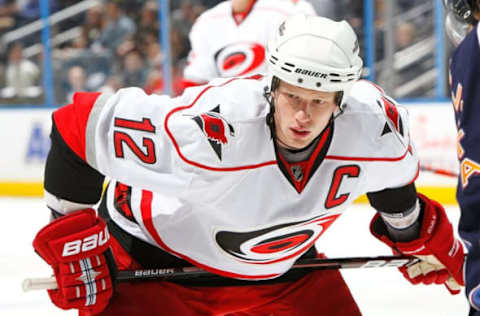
[
  {"xmin": 34, "ymin": 14, "xmax": 464, "ymax": 315},
  {"xmin": 183, "ymin": 0, "xmax": 316, "ymax": 85}
]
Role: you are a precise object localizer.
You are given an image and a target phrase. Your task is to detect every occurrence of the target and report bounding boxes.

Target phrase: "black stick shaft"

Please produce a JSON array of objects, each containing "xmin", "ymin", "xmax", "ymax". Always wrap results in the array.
[
  {"xmin": 22, "ymin": 255, "xmax": 421, "ymax": 291},
  {"xmin": 114, "ymin": 255, "xmax": 420, "ymax": 282}
]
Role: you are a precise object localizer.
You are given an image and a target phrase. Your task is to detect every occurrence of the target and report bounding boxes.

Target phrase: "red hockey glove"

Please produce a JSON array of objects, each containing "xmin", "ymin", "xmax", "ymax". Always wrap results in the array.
[
  {"xmin": 370, "ymin": 194, "xmax": 464, "ymax": 294},
  {"xmin": 33, "ymin": 209, "xmax": 115, "ymax": 314}
]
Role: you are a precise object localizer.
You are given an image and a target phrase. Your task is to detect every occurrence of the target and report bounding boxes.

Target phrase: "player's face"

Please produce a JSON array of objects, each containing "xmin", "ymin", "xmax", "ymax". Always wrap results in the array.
[{"xmin": 273, "ymin": 81, "xmax": 338, "ymax": 149}]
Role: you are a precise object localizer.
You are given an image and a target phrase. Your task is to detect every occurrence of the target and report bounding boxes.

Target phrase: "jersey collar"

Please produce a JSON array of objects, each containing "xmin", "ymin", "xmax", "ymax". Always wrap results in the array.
[
  {"xmin": 232, "ymin": 0, "xmax": 257, "ymax": 25},
  {"xmin": 275, "ymin": 121, "xmax": 334, "ymax": 194}
]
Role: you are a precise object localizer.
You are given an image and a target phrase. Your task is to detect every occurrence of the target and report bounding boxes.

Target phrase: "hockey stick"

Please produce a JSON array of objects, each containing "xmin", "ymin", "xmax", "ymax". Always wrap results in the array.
[
  {"xmin": 22, "ymin": 255, "xmax": 420, "ymax": 292},
  {"xmin": 420, "ymin": 165, "xmax": 458, "ymax": 178}
]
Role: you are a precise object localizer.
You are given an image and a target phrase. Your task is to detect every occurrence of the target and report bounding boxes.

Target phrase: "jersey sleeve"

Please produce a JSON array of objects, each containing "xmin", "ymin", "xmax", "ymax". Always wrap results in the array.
[
  {"xmin": 450, "ymin": 23, "xmax": 480, "ymax": 308},
  {"xmin": 44, "ymin": 116, "xmax": 105, "ymax": 205},
  {"xmin": 44, "ymin": 92, "xmax": 106, "ymax": 209},
  {"xmin": 183, "ymin": 15, "xmax": 217, "ymax": 84},
  {"xmin": 48, "ymin": 88, "xmax": 194, "ymax": 200}
]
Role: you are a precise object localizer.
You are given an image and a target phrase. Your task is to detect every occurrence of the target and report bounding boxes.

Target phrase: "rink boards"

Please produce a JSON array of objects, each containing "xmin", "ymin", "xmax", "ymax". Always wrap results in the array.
[{"xmin": 0, "ymin": 102, "xmax": 458, "ymax": 203}]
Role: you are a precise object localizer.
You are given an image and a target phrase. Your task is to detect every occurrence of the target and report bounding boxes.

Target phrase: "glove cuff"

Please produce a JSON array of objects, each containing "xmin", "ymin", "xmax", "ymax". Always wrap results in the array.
[{"xmin": 370, "ymin": 194, "xmax": 439, "ymax": 253}]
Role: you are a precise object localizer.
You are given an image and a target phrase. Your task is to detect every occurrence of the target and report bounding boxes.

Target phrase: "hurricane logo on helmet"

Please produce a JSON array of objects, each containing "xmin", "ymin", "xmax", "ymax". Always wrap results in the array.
[
  {"xmin": 214, "ymin": 42, "xmax": 265, "ymax": 78},
  {"xmin": 215, "ymin": 213, "xmax": 340, "ymax": 264}
]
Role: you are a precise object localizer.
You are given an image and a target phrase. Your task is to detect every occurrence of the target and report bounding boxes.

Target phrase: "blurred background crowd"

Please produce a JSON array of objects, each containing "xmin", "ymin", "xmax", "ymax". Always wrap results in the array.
[{"xmin": 0, "ymin": 0, "xmax": 448, "ymax": 106}]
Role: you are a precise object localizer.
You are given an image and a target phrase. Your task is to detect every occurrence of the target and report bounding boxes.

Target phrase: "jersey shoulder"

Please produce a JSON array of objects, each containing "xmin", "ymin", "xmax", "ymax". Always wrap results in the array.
[
  {"xmin": 167, "ymin": 76, "xmax": 274, "ymax": 168},
  {"xmin": 178, "ymin": 76, "xmax": 268, "ymax": 121},
  {"xmin": 450, "ymin": 24, "xmax": 480, "ymax": 93},
  {"xmin": 348, "ymin": 80, "xmax": 385, "ymax": 109},
  {"xmin": 452, "ymin": 23, "xmax": 480, "ymax": 65},
  {"xmin": 332, "ymin": 80, "xmax": 411, "ymax": 158}
]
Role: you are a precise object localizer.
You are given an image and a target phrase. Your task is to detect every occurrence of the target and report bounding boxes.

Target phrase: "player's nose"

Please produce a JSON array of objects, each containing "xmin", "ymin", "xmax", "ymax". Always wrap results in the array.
[{"xmin": 294, "ymin": 109, "xmax": 311, "ymax": 124}]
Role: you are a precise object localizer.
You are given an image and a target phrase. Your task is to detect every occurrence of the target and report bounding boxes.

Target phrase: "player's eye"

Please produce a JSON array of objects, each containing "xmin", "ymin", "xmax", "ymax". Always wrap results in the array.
[
  {"xmin": 286, "ymin": 93, "xmax": 302, "ymax": 102},
  {"xmin": 312, "ymin": 99, "xmax": 326, "ymax": 105}
]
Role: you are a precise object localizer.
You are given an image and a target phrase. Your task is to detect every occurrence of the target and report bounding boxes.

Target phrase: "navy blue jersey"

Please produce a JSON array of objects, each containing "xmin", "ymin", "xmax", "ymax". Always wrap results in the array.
[{"xmin": 450, "ymin": 23, "xmax": 480, "ymax": 311}]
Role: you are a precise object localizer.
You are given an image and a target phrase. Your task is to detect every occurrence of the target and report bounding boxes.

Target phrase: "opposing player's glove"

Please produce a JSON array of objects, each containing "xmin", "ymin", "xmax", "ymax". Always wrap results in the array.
[
  {"xmin": 33, "ymin": 208, "xmax": 116, "ymax": 314},
  {"xmin": 370, "ymin": 193, "xmax": 464, "ymax": 294}
]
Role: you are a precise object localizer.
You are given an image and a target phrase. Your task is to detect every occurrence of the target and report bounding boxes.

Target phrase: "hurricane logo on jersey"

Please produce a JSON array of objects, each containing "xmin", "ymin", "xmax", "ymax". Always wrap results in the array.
[
  {"xmin": 215, "ymin": 213, "xmax": 340, "ymax": 264},
  {"xmin": 377, "ymin": 97, "xmax": 404, "ymax": 137},
  {"xmin": 192, "ymin": 105, "xmax": 235, "ymax": 160},
  {"xmin": 214, "ymin": 42, "xmax": 265, "ymax": 78}
]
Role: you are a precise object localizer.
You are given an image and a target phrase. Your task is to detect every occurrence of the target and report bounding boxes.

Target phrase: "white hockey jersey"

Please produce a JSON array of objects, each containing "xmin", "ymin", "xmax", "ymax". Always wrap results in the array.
[
  {"xmin": 53, "ymin": 76, "xmax": 419, "ymax": 280},
  {"xmin": 183, "ymin": 0, "xmax": 316, "ymax": 84}
]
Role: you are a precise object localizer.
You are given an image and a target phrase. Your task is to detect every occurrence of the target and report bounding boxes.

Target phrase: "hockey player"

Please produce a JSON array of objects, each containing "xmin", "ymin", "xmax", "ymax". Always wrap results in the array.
[
  {"xmin": 444, "ymin": 0, "xmax": 480, "ymax": 314},
  {"xmin": 33, "ymin": 15, "xmax": 464, "ymax": 315},
  {"xmin": 182, "ymin": 0, "xmax": 316, "ymax": 88}
]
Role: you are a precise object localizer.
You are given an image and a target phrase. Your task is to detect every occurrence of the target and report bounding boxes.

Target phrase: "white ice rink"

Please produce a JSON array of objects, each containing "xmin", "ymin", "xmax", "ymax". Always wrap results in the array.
[{"xmin": 0, "ymin": 197, "xmax": 469, "ymax": 316}]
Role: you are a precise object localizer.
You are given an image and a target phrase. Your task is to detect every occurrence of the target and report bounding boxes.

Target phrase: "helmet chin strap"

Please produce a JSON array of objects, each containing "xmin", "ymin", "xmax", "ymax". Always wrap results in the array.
[
  {"xmin": 263, "ymin": 85, "xmax": 277, "ymax": 141},
  {"xmin": 333, "ymin": 103, "xmax": 346, "ymax": 119}
]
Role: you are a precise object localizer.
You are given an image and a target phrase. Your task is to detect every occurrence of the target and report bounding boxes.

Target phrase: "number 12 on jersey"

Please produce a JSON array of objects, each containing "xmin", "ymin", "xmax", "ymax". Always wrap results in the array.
[{"xmin": 114, "ymin": 117, "xmax": 157, "ymax": 164}]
